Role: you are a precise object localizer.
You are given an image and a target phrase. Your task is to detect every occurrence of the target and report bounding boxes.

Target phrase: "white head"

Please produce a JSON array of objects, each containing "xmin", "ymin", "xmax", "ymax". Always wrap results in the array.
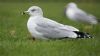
[
  {"xmin": 67, "ymin": 2, "xmax": 77, "ymax": 8},
  {"xmin": 24, "ymin": 6, "xmax": 43, "ymax": 16}
]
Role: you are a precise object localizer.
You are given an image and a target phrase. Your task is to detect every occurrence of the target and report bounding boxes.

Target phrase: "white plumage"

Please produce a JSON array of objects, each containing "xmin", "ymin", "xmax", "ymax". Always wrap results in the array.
[
  {"xmin": 65, "ymin": 2, "xmax": 98, "ymax": 25},
  {"xmin": 24, "ymin": 6, "xmax": 92, "ymax": 40}
]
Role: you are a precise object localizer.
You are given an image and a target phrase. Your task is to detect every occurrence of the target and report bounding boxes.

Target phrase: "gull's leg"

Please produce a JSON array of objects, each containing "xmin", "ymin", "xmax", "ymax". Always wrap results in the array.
[
  {"xmin": 32, "ymin": 37, "xmax": 35, "ymax": 40},
  {"xmin": 28, "ymin": 36, "xmax": 35, "ymax": 41}
]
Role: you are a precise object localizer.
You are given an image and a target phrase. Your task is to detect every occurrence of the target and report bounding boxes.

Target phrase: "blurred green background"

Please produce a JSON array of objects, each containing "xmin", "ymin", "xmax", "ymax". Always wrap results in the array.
[
  {"xmin": 0, "ymin": 0, "xmax": 100, "ymax": 56},
  {"xmin": 0, "ymin": 0, "xmax": 100, "ymax": 2}
]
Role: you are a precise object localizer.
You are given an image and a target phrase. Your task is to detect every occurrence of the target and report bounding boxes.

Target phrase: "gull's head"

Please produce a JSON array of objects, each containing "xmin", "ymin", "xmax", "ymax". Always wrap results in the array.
[
  {"xmin": 23, "ymin": 6, "xmax": 43, "ymax": 16},
  {"xmin": 67, "ymin": 2, "xmax": 77, "ymax": 8}
]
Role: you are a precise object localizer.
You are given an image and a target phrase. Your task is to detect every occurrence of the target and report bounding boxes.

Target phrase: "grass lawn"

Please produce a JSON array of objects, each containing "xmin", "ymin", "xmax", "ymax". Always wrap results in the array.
[{"xmin": 0, "ymin": 2, "xmax": 100, "ymax": 56}]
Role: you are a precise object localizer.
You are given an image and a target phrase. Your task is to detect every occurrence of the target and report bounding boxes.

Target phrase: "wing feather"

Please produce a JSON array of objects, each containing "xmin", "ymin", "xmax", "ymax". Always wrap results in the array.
[{"xmin": 35, "ymin": 18, "xmax": 77, "ymax": 38}]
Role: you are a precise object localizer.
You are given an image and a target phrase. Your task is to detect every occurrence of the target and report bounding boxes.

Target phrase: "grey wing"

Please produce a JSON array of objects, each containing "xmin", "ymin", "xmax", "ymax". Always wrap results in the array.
[
  {"xmin": 64, "ymin": 25, "xmax": 79, "ymax": 31},
  {"xmin": 35, "ymin": 22, "xmax": 77, "ymax": 39},
  {"xmin": 75, "ymin": 9, "xmax": 89, "ymax": 21},
  {"xmin": 75, "ymin": 9, "xmax": 98, "ymax": 24}
]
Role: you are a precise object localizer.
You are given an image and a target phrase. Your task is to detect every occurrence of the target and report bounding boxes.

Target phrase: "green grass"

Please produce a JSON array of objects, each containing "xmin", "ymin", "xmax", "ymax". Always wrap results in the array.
[{"xmin": 0, "ymin": 2, "xmax": 100, "ymax": 56}]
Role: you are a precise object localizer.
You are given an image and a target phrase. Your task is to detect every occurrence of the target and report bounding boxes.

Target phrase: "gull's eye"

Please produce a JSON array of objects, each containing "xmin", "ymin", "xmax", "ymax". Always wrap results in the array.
[{"xmin": 31, "ymin": 9, "xmax": 36, "ymax": 12}]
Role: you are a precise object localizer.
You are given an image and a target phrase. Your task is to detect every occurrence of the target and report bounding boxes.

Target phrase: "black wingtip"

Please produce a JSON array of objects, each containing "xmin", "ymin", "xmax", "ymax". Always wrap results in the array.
[{"xmin": 73, "ymin": 31, "xmax": 93, "ymax": 38}]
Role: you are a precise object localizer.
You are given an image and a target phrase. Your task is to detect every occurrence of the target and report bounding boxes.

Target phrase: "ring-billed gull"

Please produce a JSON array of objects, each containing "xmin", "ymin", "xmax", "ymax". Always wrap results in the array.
[
  {"xmin": 23, "ymin": 6, "xmax": 92, "ymax": 40},
  {"xmin": 65, "ymin": 2, "xmax": 98, "ymax": 25}
]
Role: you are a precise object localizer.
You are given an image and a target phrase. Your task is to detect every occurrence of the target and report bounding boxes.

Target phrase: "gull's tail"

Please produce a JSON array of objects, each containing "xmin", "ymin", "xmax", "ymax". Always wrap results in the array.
[
  {"xmin": 73, "ymin": 31, "xmax": 93, "ymax": 38},
  {"xmin": 54, "ymin": 31, "xmax": 93, "ymax": 40}
]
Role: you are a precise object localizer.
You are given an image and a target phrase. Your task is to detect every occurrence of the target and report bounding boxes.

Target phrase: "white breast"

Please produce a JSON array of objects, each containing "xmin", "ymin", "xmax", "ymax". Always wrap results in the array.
[
  {"xmin": 27, "ymin": 16, "xmax": 45, "ymax": 39},
  {"xmin": 66, "ymin": 9, "xmax": 76, "ymax": 20}
]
